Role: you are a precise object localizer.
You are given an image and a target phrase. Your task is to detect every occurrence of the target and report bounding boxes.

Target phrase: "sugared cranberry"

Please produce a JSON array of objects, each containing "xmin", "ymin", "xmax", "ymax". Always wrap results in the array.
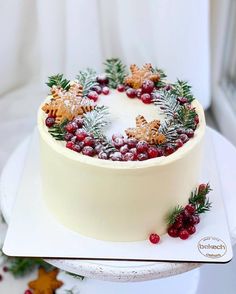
[
  {"xmin": 120, "ymin": 144, "xmax": 129, "ymax": 154},
  {"xmin": 175, "ymin": 139, "xmax": 183, "ymax": 148},
  {"xmin": 179, "ymin": 134, "xmax": 189, "ymax": 143},
  {"xmin": 126, "ymin": 88, "xmax": 136, "ymax": 98},
  {"xmin": 74, "ymin": 117, "xmax": 84, "ymax": 128},
  {"xmin": 79, "ymin": 141, "xmax": 85, "ymax": 149},
  {"xmin": 185, "ymin": 204, "xmax": 196, "ymax": 215},
  {"xmin": 136, "ymin": 89, "xmax": 142, "ymax": 99},
  {"xmin": 71, "ymin": 135, "xmax": 77, "ymax": 143},
  {"xmin": 127, "ymin": 138, "xmax": 138, "ymax": 148},
  {"xmin": 187, "ymin": 225, "xmax": 196, "ymax": 235},
  {"xmin": 98, "ymin": 151, "xmax": 108, "ymax": 160},
  {"xmin": 82, "ymin": 146, "xmax": 95, "ymax": 157},
  {"xmin": 141, "ymin": 93, "xmax": 152, "ymax": 104},
  {"xmin": 164, "ymin": 84, "xmax": 172, "ymax": 91},
  {"xmin": 194, "ymin": 115, "xmax": 199, "ymax": 124},
  {"xmin": 92, "ymin": 85, "xmax": 102, "ymax": 94},
  {"xmin": 129, "ymin": 148, "xmax": 138, "ymax": 160},
  {"xmin": 156, "ymin": 147, "xmax": 164, "ymax": 157},
  {"xmin": 84, "ymin": 136, "xmax": 95, "ymax": 147},
  {"xmin": 137, "ymin": 152, "xmax": 148, "ymax": 161},
  {"xmin": 123, "ymin": 152, "xmax": 135, "ymax": 161},
  {"xmin": 95, "ymin": 144, "xmax": 103, "ymax": 154},
  {"xmin": 142, "ymin": 80, "xmax": 155, "ymax": 94},
  {"xmin": 185, "ymin": 128, "xmax": 194, "ymax": 138},
  {"xmin": 66, "ymin": 141, "xmax": 74, "ymax": 150},
  {"xmin": 96, "ymin": 74, "xmax": 109, "ymax": 85},
  {"xmin": 198, "ymin": 183, "xmax": 207, "ymax": 194},
  {"xmin": 165, "ymin": 145, "xmax": 175, "ymax": 156},
  {"xmin": 149, "ymin": 233, "xmax": 160, "ymax": 244},
  {"xmin": 193, "ymin": 214, "xmax": 200, "ymax": 224},
  {"xmin": 24, "ymin": 290, "xmax": 33, "ymax": 294},
  {"xmin": 136, "ymin": 141, "xmax": 149, "ymax": 153},
  {"xmin": 117, "ymin": 84, "xmax": 125, "ymax": 92},
  {"xmin": 76, "ymin": 129, "xmax": 88, "ymax": 141},
  {"xmin": 177, "ymin": 97, "xmax": 188, "ymax": 104},
  {"xmin": 66, "ymin": 122, "xmax": 77, "ymax": 133},
  {"xmin": 87, "ymin": 91, "xmax": 99, "ymax": 102},
  {"xmin": 112, "ymin": 133, "xmax": 124, "ymax": 141},
  {"xmin": 102, "ymin": 86, "xmax": 110, "ymax": 95},
  {"xmin": 45, "ymin": 116, "xmax": 55, "ymax": 128},
  {"xmin": 113, "ymin": 137, "xmax": 125, "ymax": 149},
  {"xmin": 147, "ymin": 146, "xmax": 160, "ymax": 158},
  {"xmin": 177, "ymin": 128, "xmax": 185, "ymax": 134},
  {"xmin": 72, "ymin": 144, "xmax": 82, "ymax": 153},
  {"xmin": 179, "ymin": 229, "xmax": 190, "ymax": 240},
  {"xmin": 110, "ymin": 152, "xmax": 122, "ymax": 161},
  {"xmin": 64, "ymin": 132, "xmax": 74, "ymax": 141},
  {"xmin": 167, "ymin": 226, "xmax": 179, "ymax": 238}
]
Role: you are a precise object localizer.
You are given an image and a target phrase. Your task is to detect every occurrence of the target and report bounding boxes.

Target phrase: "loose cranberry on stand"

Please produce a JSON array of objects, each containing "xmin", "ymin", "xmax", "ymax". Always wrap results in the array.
[
  {"xmin": 198, "ymin": 183, "xmax": 207, "ymax": 193},
  {"xmin": 136, "ymin": 141, "xmax": 149, "ymax": 153},
  {"xmin": 193, "ymin": 214, "xmax": 200, "ymax": 224},
  {"xmin": 96, "ymin": 74, "xmax": 109, "ymax": 85},
  {"xmin": 186, "ymin": 225, "xmax": 196, "ymax": 235},
  {"xmin": 141, "ymin": 93, "xmax": 152, "ymax": 104},
  {"xmin": 142, "ymin": 80, "xmax": 155, "ymax": 94},
  {"xmin": 167, "ymin": 226, "xmax": 179, "ymax": 238},
  {"xmin": 102, "ymin": 86, "xmax": 110, "ymax": 95},
  {"xmin": 82, "ymin": 146, "xmax": 95, "ymax": 157},
  {"xmin": 117, "ymin": 84, "xmax": 126, "ymax": 92},
  {"xmin": 149, "ymin": 233, "xmax": 160, "ymax": 244},
  {"xmin": 185, "ymin": 204, "xmax": 196, "ymax": 215},
  {"xmin": 179, "ymin": 229, "xmax": 190, "ymax": 240},
  {"xmin": 45, "ymin": 116, "xmax": 55, "ymax": 128},
  {"xmin": 87, "ymin": 91, "xmax": 99, "ymax": 102},
  {"xmin": 126, "ymin": 88, "xmax": 136, "ymax": 98},
  {"xmin": 76, "ymin": 129, "xmax": 88, "ymax": 141}
]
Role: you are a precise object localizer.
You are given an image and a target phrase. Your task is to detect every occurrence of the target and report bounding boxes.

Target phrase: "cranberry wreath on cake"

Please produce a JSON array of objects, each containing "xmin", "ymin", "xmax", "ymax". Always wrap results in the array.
[{"xmin": 38, "ymin": 58, "xmax": 211, "ymax": 243}]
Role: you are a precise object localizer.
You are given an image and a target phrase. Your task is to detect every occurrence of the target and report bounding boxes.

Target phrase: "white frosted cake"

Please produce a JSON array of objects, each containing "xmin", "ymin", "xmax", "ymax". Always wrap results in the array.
[{"xmin": 38, "ymin": 59, "xmax": 211, "ymax": 243}]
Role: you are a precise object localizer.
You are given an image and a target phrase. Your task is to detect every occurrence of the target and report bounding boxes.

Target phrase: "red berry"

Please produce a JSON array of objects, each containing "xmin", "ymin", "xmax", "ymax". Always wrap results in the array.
[
  {"xmin": 126, "ymin": 88, "xmax": 136, "ymax": 98},
  {"xmin": 185, "ymin": 128, "xmax": 194, "ymax": 138},
  {"xmin": 96, "ymin": 74, "xmax": 109, "ymax": 85},
  {"xmin": 137, "ymin": 152, "xmax": 148, "ymax": 161},
  {"xmin": 129, "ymin": 148, "xmax": 138, "ymax": 160},
  {"xmin": 187, "ymin": 225, "xmax": 196, "ymax": 235},
  {"xmin": 147, "ymin": 146, "xmax": 160, "ymax": 158},
  {"xmin": 110, "ymin": 152, "xmax": 122, "ymax": 161},
  {"xmin": 194, "ymin": 115, "xmax": 199, "ymax": 124},
  {"xmin": 65, "ymin": 122, "xmax": 77, "ymax": 133},
  {"xmin": 136, "ymin": 140, "xmax": 149, "ymax": 153},
  {"xmin": 76, "ymin": 129, "xmax": 88, "ymax": 141},
  {"xmin": 113, "ymin": 137, "xmax": 125, "ymax": 148},
  {"xmin": 198, "ymin": 183, "xmax": 207, "ymax": 193},
  {"xmin": 84, "ymin": 136, "xmax": 95, "ymax": 147},
  {"xmin": 175, "ymin": 139, "xmax": 183, "ymax": 148},
  {"xmin": 66, "ymin": 141, "xmax": 74, "ymax": 150},
  {"xmin": 120, "ymin": 144, "xmax": 129, "ymax": 154},
  {"xmin": 193, "ymin": 214, "xmax": 200, "ymax": 224},
  {"xmin": 102, "ymin": 86, "xmax": 110, "ymax": 95},
  {"xmin": 82, "ymin": 146, "xmax": 95, "ymax": 157},
  {"xmin": 185, "ymin": 215, "xmax": 195, "ymax": 226},
  {"xmin": 87, "ymin": 91, "xmax": 99, "ymax": 102},
  {"xmin": 149, "ymin": 233, "xmax": 160, "ymax": 244},
  {"xmin": 74, "ymin": 117, "xmax": 84, "ymax": 128},
  {"xmin": 141, "ymin": 93, "xmax": 152, "ymax": 104},
  {"xmin": 64, "ymin": 132, "xmax": 74, "ymax": 141},
  {"xmin": 98, "ymin": 151, "xmax": 108, "ymax": 160},
  {"xmin": 123, "ymin": 152, "xmax": 135, "ymax": 161},
  {"xmin": 3, "ymin": 266, "xmax": 8, "ymax": 272},
  {"xmin": 92, "ymin": 85, "xmax": 102, "ymax": 94},
  {"xmin": 0, "ymin": 274, "xmax": 2, "ymax": 281},
  {"xmin": 167, "ymin": 227, "xmax": 179, "ymax": 238},
  {"xmin": 136, "ymin": 88, "xmax": 142, "ymax": 99},
  {"xmin": 177, "ymin": 128, "xmax": 185, "ymax": 134},
  {"xmin": 45, "ymin": 116, "xmax": 55, "ymax": 128},
  {"xmin": 72, "ymin": 144, "xmax": 82, "ymax": 152},
  {"xmin": 142, "ymin": 80, "xmax": 155, "ymax": 94},
  {"xmin": 179, "ymin": 229, "xmax": 190, "ymax": 240},
  {"xmin": 179, "ymin": 134, "xmax": 189, "ymax": 143},
  {"xmin": 24, "ymin": 290, "xmax": 33, "ymax": 294},
  {"xmin": 127, "ymin": 138, "xmax": 138, "ymax": 148},
  {"xmin": 177, "ymin": 97, "xmax": 188, "ymax": 104},
  {"xmin": 112, "ymin": 133, "xmax": 124, "ymax": 140},
  {"xmin": 164, "ymin": 84, "xmax": 172, "ymax": 91},
  {"xmin": 165, "ymin": 145, "xmax": 175, "ymax": 156},
  {"xmin": 185, "ymin": 204, "xmax": 196, "ymax": 215},
  {"xmin": 117, "ymin": 84, "xmax": 125, "ymax": 92}
]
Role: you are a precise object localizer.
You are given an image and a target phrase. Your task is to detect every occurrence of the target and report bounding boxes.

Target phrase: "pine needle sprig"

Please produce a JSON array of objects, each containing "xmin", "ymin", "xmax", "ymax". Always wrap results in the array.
[
  {"xmin": 48, "ymin": 119, "xmax": 68, "ymax": 140},
  {"xmin": 152, "ymin": 67, "xmax": 167, "ymax": 88},
  {"xmin": 171, "ymin": 80, "xmax": 195, "ymax": 103},
  {"xmin": 152, "ymin": 90, "xmax": 180, "ymax": 118},
  {"xmin": 46, "ymin": 74, "xmax": 70, "ymax": 91},
  {"xmin": 189, "ymin": 183, "xmax": 212, "ymax": 214},
  {"xmin": 177, "ymin": 106, "xmax": 196, "ymax": 130},
  {"xmin": 76, "ymin": 68, "xmax": 98, "ymax": 97},
  {"xmin": 82, "ymin": 106, "xmax": 110, "ymax": 139},
  {"xmin": 159, "ymin": 119, "xmax": 179, "ymax": 144},
  {"xmin": 166, "ymin": 205, "xmax": 184, "ymax": 226},
  {"xmin": 104, "ymin": 58, "xmax": 127, "ymax": 88}
]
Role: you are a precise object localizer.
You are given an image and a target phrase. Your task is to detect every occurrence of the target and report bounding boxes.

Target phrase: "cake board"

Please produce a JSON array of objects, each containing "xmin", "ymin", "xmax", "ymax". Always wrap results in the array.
[{"xmin": 2, "ymin": 127, "xmax": 234, "ymax": 278}]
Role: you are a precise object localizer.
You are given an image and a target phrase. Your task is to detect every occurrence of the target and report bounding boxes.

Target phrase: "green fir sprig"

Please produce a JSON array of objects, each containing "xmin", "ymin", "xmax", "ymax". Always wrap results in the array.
[
  {"xmin": 159, "ymin": 119, "xmax": 179, "ymax": 143},
  {"xmin": 171, "ymin": 80, "xmax": 195, "ymax": 103},
  {"xmin": 189, "ymin": 183, "xmax": 212, "ymax": 214},
  {"xmin": 104, "ymin": 58, "xmax": 127, "ymax": 88},
  {"xmin": 152, "ymin": 67, "xmax": 167, "ymax": 88},
  {"xmin": 166, "ymin": 205, "xmax": 184, "ymax": 226},
  {"xmin": 76, "ymin": 68, "xmax": 98, "ymax": 97},
  {"xmin": 48, "ymin": 119, "xmax": 68, "ymax": 140},
  {"xmin": 153, "ymin": 90, "xmax": 180, "ymax": 118},
  {"xmin": 177, "ymin": 106, "xmax": 197, "ymax": 130},
  {"xmin": 46, "ymin": 74, "xmax": 70, "ymax": 91}
]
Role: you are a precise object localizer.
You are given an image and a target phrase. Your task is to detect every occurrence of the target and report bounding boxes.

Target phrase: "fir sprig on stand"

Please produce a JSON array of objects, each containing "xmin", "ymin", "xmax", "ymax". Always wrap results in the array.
[
  {"xmin": 104, "ymin": 58, "xmax": 127, "ymax": 88},
  {"xmin": 166, "ymin": 205, "xmax": 184, "ymax": 226},
  {"xmin": 76, "ymin": 68, "xmax": 98, "ymax": 97},
  {"xmin": 189, "ymin": 183, "xmax": 212, "ymax": 214},
  {"xmin": 48, "ymin": 119, "xmax": 68, "ymax": 140},
  {"xmin": 171, "ymin": 80, "xmax": 195, "ymax": 103},
  {"xmin": 46, "ymin": 74, "xmax": 70, "ymax": 91}
]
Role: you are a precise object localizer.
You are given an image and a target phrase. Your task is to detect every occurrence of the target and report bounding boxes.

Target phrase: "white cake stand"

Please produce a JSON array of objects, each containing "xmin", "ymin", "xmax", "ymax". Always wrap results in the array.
[{"xmin": 1, "ymin": 127, "xmax": 236, "ymax": 285}]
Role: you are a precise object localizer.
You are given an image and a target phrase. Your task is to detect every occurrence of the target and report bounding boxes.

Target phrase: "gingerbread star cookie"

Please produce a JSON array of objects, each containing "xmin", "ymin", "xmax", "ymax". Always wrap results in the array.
[
  {"xmin": 125, "ymin": 115, "xmax": 166, "ymax": 145},
  {"xmin": 28, "ymin": 267, "xmax": 63, "ymax": 294},
  {"xmin": 124, "ymin": 64, "xmax": 160, "ymax": 89}
]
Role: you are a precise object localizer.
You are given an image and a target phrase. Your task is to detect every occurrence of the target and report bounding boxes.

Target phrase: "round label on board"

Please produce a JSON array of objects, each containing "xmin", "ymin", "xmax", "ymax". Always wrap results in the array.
[{"xmin": 197, "ymin": 236, "xmax": 227, "ymax": 259}]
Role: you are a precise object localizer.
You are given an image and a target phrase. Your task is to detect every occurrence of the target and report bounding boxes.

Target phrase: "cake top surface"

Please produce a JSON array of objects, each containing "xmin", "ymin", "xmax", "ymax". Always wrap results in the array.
[{"xmin": 38, "ymin": 58, "xmax": 205, "ymax": 165}]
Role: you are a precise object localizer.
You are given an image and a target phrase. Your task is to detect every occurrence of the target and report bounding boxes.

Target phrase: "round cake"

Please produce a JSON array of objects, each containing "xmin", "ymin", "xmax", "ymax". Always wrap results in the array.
[{"xmin": 38, "ymin": 59, "xmax": 208, "ymax": 242}]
